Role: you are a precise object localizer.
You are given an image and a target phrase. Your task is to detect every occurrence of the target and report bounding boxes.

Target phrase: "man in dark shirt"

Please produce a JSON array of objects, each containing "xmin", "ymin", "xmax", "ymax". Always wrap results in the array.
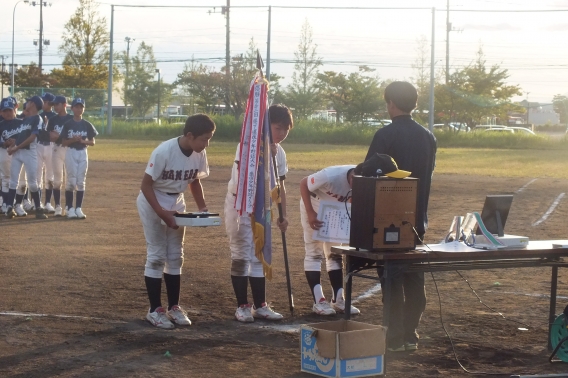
[{"xmin": 365, "ymin": 81, "xmax": 437, "ymax": 352}]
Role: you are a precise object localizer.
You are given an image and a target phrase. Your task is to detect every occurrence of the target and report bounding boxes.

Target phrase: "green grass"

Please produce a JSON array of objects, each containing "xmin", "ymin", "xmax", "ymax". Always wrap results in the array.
[{"xmin": 90, "ymin": 139, "xmax": 568, "ymax": 179}]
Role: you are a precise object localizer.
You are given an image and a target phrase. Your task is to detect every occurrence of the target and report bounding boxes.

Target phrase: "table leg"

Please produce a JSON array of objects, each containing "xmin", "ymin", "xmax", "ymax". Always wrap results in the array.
[
  {"xmin": 549, "ymin": 266, "xmax": 558, "ymax": 351},
  {"xmin": 382, "ymin": 261, "xmax": 392, "ymax": 328},
  {"xmin": 344, "ymin": 254, "xmax": 352, "ymax": 320}
]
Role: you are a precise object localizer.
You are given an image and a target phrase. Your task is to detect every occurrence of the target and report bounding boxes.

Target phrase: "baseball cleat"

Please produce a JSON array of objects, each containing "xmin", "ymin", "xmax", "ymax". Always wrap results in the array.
[
  {"xmin": 167, "ymin": 305, "xmax": 191, "ymax": 326},
  {"xmin": 54, "ymin": 205, "xmax": 63, "ymax": 217},
  {"xmin": 312, "ymin": 298, "xmax": 336, "ymax": 316},
  {"xmin": 67, "ymin": 207, "xmax": 77, "ymax": 219},
  {"xmin": 75, "ymin": 207, "xmax": 86, "ymax": 219},
  {"xmin": 6, "ymin": 206, "xmax": 16, "ymax": 219},
  {"xmin": 146, "ymin": 307, "xmax": 175, "ymax": 329},
  {"xmin": 235, "ymin": 304, "xmax": 254, "ymax": 323},
  {"xmin": 14, "ymin": 204, "xmax": 27, "ymax": 217},
  {"xmin": 35, "ymin": 207, "xmax": 48, "ymax": 219},
  {"xmin": 252, "ymin": 303, "xmax": 283, "ymax": 320},
  {"xmin": 331, "ymin": 297, "xmax": 360, "ymax": 315},
  {"xmin": 44, "ymin": 203, "xmax": 56, "ymax": 213},
  {"xmin": 23, "ymin": 199, "xmax": 34, "ymax": 212}
]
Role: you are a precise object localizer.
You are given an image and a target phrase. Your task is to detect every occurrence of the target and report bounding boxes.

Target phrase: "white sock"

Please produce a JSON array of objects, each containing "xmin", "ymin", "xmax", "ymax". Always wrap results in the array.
[
  {"xmin": 334, "ymin": 288, "xmax": 344, "ymax": 302},
  {"xmin": 313, "ymin": 284, "xmax": 325, "ymax": 303}
]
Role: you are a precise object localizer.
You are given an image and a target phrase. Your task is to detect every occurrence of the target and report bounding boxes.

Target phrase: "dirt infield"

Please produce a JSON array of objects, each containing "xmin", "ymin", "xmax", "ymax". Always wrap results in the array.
[{"xmin": 1, "ymin": 161, "xmax": 568, "ymax": 377}]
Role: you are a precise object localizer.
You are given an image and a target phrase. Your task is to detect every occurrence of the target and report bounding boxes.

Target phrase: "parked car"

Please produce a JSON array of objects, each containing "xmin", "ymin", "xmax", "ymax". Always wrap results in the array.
[
  {"xmin": 473, "ymin": 125, "xmax": 507, "ymax": 132},
  {"xmin": 484, "ymin": 128, "xmax": 515, "ymax": 134},
  {"xmin": 507, "ymin": 127, "xmax": 536, "ymax": 136}
]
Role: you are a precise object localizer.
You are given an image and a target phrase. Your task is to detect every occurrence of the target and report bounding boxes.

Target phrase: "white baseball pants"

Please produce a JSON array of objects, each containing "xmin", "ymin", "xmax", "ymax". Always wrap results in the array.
[
  {"xmin": 224, "ymin": 191, "xmax": 264, "ymax": 277},
  {"xmin": 17, "ymin": 169, "xmax": 27, "ymax": 195},
  {"xmin": 9, "ymin": 146, "xmax": 39, "ymax": 192},
  {"xmin": 0, "ymin": 148, "xmax": 10, "ymax": 192},
  {"xmin": 52, "ymin": 145, "xmax": 66, "ymax": 189},
  {"xmin": 36, "ymin": 143, "xmax": 54, "ymax": 190},
  {"xmin": 65, "ymin": 148, "xmax": 88, "ymax": 191},
  {"xmin": 137, "ymin": 190, "xmax": 186, "ymax": 279},
  {"xmin": 300, "ymin": 198, "xmax": 342, "ymax": 272}
]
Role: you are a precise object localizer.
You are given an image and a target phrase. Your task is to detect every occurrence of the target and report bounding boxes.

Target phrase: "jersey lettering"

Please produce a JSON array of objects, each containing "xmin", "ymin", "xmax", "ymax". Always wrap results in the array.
[
  {"xmin": 175, "ymin": 170, "xmax": 182, "ymax": 180},
  {"xmin": 161, "ymin": 168, "xmax": 200, "ymax": 181}
]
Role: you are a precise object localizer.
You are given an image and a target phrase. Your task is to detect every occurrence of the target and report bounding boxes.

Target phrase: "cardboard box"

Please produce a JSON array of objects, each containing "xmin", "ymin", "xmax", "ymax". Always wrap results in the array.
[{"xmin": 300, "ymin": 319, "xmax": 386, "ymax": 377}]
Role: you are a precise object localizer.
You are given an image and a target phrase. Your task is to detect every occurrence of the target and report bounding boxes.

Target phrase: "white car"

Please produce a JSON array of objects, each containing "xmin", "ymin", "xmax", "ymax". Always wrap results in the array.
[
  {"xmin": 508, "ymin": 127, "xmax": 536, "ymax": 136},
  {"xmin": 474, "ymin": 125, "xmax": 507, "ymax": 132},
  {"xmin": 484, "ymin": 128, "xmax": 514, "ymax": 134}
]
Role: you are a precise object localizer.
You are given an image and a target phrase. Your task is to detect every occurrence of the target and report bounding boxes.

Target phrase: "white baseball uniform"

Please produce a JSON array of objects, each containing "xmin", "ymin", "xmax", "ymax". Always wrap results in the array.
[
  {"xmin": 58, "ymin": 119, "xmax": 98, "ymax": 191},
  {"xmin": 7, "ymin": 115, "xmax": 42, "ymax": 192},
  {"xmin": 224, "ymin": 143, "xmax": 287, "ymax": 277},
  {"xmin": 47, "ymin": 115, "xmax": 72, "ymax": 190},
  {"xmin": 302, "ymin": 165, "xmax": 355, "ymax": 272},
  {"xmin": 137, "ymin": 137, "xmax": 209, "ymax": 279},
  {"xmin": 36, "ymin": 111, "xmax": 55, "ymax": 191}
]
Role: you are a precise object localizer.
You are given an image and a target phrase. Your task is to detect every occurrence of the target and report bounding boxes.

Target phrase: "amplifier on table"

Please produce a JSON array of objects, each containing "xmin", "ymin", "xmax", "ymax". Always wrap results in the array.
[{"xmin": 349, "ymin": 176, "xmax": 418, "ymax": 251}]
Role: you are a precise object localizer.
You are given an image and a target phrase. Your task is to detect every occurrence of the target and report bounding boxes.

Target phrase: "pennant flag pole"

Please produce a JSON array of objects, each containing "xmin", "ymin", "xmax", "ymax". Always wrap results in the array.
[{"xmin": 233, "ymin": 50, "xmax": 294, "ymax": 315}]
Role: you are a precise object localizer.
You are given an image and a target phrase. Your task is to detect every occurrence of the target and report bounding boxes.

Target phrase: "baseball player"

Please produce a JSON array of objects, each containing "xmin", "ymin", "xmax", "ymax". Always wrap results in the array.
[
  {"xmin": 299, "ymin": 165, "xmax": 361, "ymax": 316},
  {"xmin": 3, "ymin": 96, "xmax": 48, "ymax": 219},
  {"xmin": 224, "ymin": 104, "xmax": 293, "ymax": 323},
  {"xmin": 47, "ymin": 95, "xmax": 72, "ymax": 217},
  {"xmin": 35, "ymin": 92, "xmax": 57, "ymax": 213},
  {"xmin": 0, "ymin": 98, "xmax": 17, "ymax": 213},
  {"xmin": 137, "ymin": 114, "xmax": 215, "ymax": 329},
  {"xmin": 56, "ymin": 98, "xmax": 98, "ymax": 219}
]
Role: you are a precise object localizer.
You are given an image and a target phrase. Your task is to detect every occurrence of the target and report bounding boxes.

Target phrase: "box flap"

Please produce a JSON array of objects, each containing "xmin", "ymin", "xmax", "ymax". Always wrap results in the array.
[
  {"xmin": 313, "ymin": 328, "xmax": 337, "ymax": 359},
  {"xmin": 306, "ymin": 319, "xmax": 348, "ymax": 332},
  {"xmin": 339, "ymin": 327, "xmax": 386, "ymax": 359}
]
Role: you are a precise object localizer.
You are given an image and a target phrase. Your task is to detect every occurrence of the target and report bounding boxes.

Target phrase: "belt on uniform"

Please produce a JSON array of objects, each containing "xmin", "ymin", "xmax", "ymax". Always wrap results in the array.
[
  {"xmin": 310, "ymin": 192, "xmax": 317, "ymax": 198},
  {"xmin": 166, "ymin": 192, "xmax": 180, "ymax": 196},
  {"xmin": 39, "ymin": 141, "xmax": 51, "ymax": 146}
]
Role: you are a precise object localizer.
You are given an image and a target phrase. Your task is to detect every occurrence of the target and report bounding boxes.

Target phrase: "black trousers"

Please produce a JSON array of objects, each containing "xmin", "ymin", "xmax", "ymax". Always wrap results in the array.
[{"xmin": 378, "ymin": 265, "xmax": 426, "ymax": 347}]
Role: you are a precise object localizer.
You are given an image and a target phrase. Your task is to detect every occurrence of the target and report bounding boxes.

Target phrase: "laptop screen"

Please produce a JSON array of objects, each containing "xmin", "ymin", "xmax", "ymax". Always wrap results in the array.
[{"xmin": 477, "ymin": 195, "xmax": 513, "ymax": 237}]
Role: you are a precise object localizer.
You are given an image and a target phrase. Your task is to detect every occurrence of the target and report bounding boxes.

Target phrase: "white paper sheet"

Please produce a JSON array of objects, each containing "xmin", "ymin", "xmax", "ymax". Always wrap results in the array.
[{"xmin": 312, "ymin": 200, "xmax": 351, "ymax": 243}]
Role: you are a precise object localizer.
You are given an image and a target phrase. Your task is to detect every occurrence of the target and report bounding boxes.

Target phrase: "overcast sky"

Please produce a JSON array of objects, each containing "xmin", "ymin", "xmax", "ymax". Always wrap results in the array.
[{"xmin": 2, "ymin": 0, "xmax": 568, "ymax": 103}]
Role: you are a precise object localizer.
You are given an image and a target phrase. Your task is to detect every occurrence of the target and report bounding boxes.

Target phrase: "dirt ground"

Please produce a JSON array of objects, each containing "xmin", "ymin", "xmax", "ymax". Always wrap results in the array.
[{"xmin": 1, "ymin": 160, "xmax": 568, "ymax": 377}]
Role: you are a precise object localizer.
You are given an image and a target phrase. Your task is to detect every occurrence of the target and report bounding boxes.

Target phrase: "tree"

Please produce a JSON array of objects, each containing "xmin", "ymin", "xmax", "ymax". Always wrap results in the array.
[
  {"xmin": 552, "ymin": 94, "xmax": 568, "ymax": 126},
  {"xmin": 4, "ymin": 63, "xmax": 51, "ymax": 95},
  {"xmin": 343, "ymin": 66, "xmax": 384, "ymax": 122},
  {"xmin": 410, "ymin": 35, "xmax": 430, "ymax": 123},
  {"xmin": 435, "ymin": 47, "xmax": 522, "ymax": 127},
  {"xmin": 316, "ymin": 71, "xmax": 349, "ymax": 122},
  {"xmin": 51, "ymin": 0, "xmax": 110, "ymax": 104},
  {"xmin": 122, "ymin": 42, "xmax": 168, "ymax": 117},
  {"xmin": 285, "ymin": 19, "xmax": 323, "ymax": 119},
  {"xmin": 175, "ymin": 58, "xmax": 225, "ymax": 114}
]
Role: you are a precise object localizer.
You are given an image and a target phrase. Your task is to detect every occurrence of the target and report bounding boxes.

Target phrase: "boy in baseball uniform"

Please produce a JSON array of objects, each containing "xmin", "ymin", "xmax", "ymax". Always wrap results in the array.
[
  {"xmin": 0, "ymin": 98, "xmax": 18, "ymax": 213},
  {"xmin": 137, "ymin": 114, "xmax": 215, "ymax": 329},
  {"xmin": 299, "ymin": 165, "xmax": 361, "ymax": 316},
  {"xmin": 56, "ymin": 98, "xmax": 98, "ymax": 219},
  {"xmin": 224, "ymin": 104, "xmax": 293, "ymax": 323},
  {"xmin": 47, "ymin": 95, "xmax": 73, "ymax": 216},
  {"xmin": 38, "ymin": 92, "xmax": 56, "ymax": 213},
  {"xmin": 3, "ymin": 96, "xmax": 48, "ymax": 219}
]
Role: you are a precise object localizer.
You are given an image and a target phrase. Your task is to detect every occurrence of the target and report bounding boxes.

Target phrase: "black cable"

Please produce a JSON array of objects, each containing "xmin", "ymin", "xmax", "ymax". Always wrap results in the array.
[{"xmin": 344, "ymin": 189, "xmax": 352, "ymax": 221}]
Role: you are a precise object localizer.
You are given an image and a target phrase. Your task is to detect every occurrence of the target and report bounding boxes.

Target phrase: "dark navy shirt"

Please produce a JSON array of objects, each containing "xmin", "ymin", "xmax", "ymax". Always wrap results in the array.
[
  {"xmin": 0, "ymin": 118, "xmax": 25, "ymax": 150},
  {"xmin": 38, "ymin": 111, "xmax": 55, "ymax": 145},
  {"xmin": 365, "ymin": 115, "xmax": 437, "ymax": 236},
  {"xmin": 47, "ymin": 114, "xmax": 73, "ymax": 146},
  {"xmin": 58, "ymin": 118, "xmax": 98, "ymax": 150},
  {"xmin": 11, "ymin": 115, "xmax": 41, "ymax": 150}
]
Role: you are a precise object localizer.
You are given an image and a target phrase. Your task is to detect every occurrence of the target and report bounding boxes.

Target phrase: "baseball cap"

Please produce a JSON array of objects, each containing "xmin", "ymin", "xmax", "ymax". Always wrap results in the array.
[
  {"xmin": 72, "ymin": 98, "xmax": 85, "ymax": 107},
  {"xmin": 355, "ymin": 153, "xmax": 411, "ymax": 179},
  {"xmin": 9, "ymin": 96, "xmax": 18, "ymax": 106},
  {"xmin": 53, "ymin": 95, "xmax": 67, "ymax": 104},
  {"xmin": 26, "ymin": 95, "xmax": 44, "ymax": 111},
  {"xmin": 1, "ymin": 98, "xmax": 15, "ymax": 110},
  {"xmin": 41, "ymin": 92, "xmax": 55, "ymax": 102}
]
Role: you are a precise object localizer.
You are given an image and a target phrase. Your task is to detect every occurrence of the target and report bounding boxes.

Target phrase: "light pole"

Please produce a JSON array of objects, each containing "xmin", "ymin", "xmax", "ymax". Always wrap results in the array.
[
  {"xmin": 29, "ymin": 1, "xmax": 53, "ymax": 74},
  {"xmin": 0, "ymin": 55, "xmax": 7, "ymax": 97},
  {"xmin": 124, "ymin": 36, "xmax": 135, "ymax": 119},
  {"xmin": 156, "ymin": 68, "xmax": 161, "ymax": 124},
  {"xmin": 12, "ymin": 0, "xmax": 30, "ymax": 95}
]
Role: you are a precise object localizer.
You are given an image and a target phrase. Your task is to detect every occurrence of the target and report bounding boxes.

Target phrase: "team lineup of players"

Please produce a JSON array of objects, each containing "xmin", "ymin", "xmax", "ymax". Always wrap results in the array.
[{"xmin": 0, "ymin": 92, "xmax": 98, "ymax": 219}]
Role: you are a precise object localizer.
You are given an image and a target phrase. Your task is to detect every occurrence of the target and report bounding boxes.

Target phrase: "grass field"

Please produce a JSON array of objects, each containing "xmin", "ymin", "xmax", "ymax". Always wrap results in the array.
[{"xmin": 90, "ymin": 139, "xmax": 568, "ymax": 179}]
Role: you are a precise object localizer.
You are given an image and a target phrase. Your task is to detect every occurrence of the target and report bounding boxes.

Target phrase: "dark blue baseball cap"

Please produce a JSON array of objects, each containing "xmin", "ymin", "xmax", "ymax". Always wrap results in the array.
[
  {"xmin": 26, "ymin": 95, "xmax": 44, "ymax": 111},
  {"xmin": 53, "ymin": 95, "xmax": 67, "ymax": 104},
  {"xmin": 41, "ymin": 92, "xmax": 55, "ymax": 102},
  {"xmin": 1, "ymin": 98, "xmax": 15, "ymax": 110},
  {"xmin": 72, "ymin": 98, "xmax": 85, "ymax": 107},
  {"xmin": 9, "ymin": 96, "xmax": 18, "ymax": 106}
]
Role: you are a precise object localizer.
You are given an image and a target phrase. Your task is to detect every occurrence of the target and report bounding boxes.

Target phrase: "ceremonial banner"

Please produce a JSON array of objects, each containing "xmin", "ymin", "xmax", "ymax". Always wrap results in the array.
[{"xmin": 234, "ymin": 73, "xmax": 276, "ymax": 279}]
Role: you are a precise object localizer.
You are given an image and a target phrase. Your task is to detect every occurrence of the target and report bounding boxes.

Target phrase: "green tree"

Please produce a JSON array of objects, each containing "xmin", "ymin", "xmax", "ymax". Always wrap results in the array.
[
  {"xmin": 343, "ymin": 66, "xmax": 384, "ymax": 122},
  {"xmin": 51, "ymin": 0, "xmax": 110, "ymax": 107},
  {"xmin": 316, "ymin": 71, "xmax": 349, "ymax": 122},
  {"xmin": 410, "ymin": 35, "xmax": 430, "ymax": 124},
  {"xmin": 285, "ymin": 19, "xmax": 323, "ymax": 119},
  {"xmin": 552, "ymin": 94, "xmax": 568, "ymax": 126},
  {"xmin": 123, "ymin": 42, "xmax": 168, "ymax": 117},
  {"xmin": 175, "ymin": 58, "xmax": 225, "ymax": 114},
  {"xmin": 435, "ymin": 47, "xmax": 522, "ymax": 127}
]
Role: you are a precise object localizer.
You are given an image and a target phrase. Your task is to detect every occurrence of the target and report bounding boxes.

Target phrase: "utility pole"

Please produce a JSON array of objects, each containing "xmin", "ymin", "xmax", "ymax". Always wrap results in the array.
[
  {"xmin": 30, "ymin": 1, "xmax": 52, "ymax": 75},
  {"xmin": 0, "ymin": 56, "xmax": 7, "ymax": 97},
  {"xmin": 156, "ymin": 68, "xmax": 161, "ymax": 124},
  {"xmin": 224, "ymin": 0, "xmax": 230, "ymax": 115},
  {"xmin": 107, "ymin": 4, "xmax": 114, "ymax": 134},
  {"xmin": 446, "ymin": 0, "xmax": 450, "ymax": 84},
  {"xmin": 526, "ymin": 92, "xmax": 530, "ymax": 125},
  {"xmin": 124, "ymin": 36, "xmax": 134, "ymax": 118},
  {"xmin": 266, "ymin": 6, "xmax": 271, "ymax": 81}
]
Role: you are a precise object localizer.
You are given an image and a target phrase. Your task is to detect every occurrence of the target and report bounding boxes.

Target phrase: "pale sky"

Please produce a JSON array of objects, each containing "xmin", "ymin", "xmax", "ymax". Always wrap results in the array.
[{"xmin": 1, "ymin": 0, "xmax": 568, "ymax": 103}]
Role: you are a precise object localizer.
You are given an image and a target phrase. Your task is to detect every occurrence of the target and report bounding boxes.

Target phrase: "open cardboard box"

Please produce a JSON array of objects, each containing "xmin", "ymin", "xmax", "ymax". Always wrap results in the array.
[{"xmin": 300, "ymin": 319, "xmax": 386, "ymax": 377}]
